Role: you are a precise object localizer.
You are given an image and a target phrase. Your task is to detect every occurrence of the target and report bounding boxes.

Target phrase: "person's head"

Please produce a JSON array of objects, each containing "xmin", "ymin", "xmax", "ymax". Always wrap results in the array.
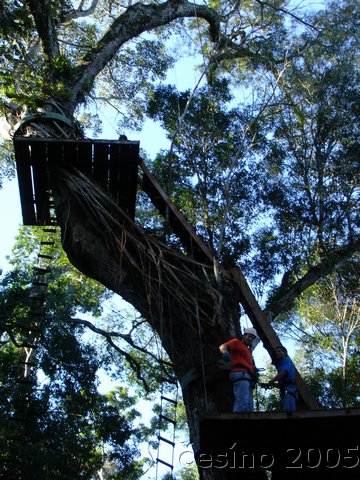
[
  {"xmin": 274, "ymin": 345, "xmax": 287, "ymax": 359},
  {"xmin": 242, "ymin": 327, "xmax": 258, "ymax": 346}
]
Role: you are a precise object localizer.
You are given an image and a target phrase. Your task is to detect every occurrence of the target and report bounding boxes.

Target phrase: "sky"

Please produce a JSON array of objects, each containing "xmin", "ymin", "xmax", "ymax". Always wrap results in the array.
[{"xmin": 0, "ymin": 174, "xmax": 22, "ymax": 273}]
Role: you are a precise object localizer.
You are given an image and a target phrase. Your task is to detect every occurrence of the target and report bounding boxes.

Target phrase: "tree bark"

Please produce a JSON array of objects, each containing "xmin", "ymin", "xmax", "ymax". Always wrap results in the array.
[{"xmin": 50, "ymin": 165, "xmax": 248, "ymax": 477}]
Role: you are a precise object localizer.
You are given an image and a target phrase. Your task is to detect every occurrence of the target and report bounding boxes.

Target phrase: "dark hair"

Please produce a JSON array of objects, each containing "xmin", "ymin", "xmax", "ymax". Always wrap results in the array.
[{"xmin": 276, "ymin": 345, "xmax": 288, "ymax": 355}]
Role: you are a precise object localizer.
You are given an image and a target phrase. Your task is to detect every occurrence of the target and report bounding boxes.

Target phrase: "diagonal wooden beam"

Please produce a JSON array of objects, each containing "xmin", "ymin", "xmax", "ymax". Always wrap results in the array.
[
  {"xmin": 230, "ymin": 268, "xmax": 318, "ymax": 410},
  {"xmin": 140, "ymin": 162, "xmax": 318, "ymax": 410},
  {"xmin": 140, "ymin": 161, "xmax": 215, "ymax": 263}
]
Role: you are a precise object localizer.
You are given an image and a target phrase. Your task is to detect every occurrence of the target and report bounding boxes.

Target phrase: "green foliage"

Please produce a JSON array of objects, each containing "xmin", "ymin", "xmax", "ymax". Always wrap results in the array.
[
  {"xmin": 146, "ymin": 80, "xmax": 257, "ymax": 262},
  {"xmin": 273, "ymin": 259, "xmax": 360, "ymax": 408},
  {"xmin": 0, "ymin": 4, "xmax": 358, "ymax": 472},
  {"xmin": 141, "ymin": 1, "xmax": 358, "ymax": 294},
  {"xmin": 0, "ymin": 227, "xmax": 148, "ymax": 479}
]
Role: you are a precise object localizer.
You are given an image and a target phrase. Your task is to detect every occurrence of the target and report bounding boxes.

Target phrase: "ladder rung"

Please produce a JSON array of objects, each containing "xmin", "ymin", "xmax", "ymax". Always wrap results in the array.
[
  {"xmin": 9, "ymin": 416, "xmax": 27, "ymax": 422},
  {"xmin": 16, "ymin": 324, "xmax": 41, "ymax": 333},
  {"xmin": 160, "ymin": 376, "xmax": 178, "ymax": 385},
  {"xmin": 158, "ymin": 435, "xmax": 175, "ymax": 447},
  {"xmin": 34, "ymin": 267, "xmax": 51, "ymax": 274},
  {"xmin": 29, "ymin": 296, "xmax": 45, "ymax": 302},
  {"xmin": 17, "ymin": 341, "xmax": 38, "ymax": 348},
  {"xmin": 161, "ymin": 395, "xmax": 177, "ymax": 405},
  {"xmin": 29, "ymin": 308, "xmax": 44, "ymax": 314},
  {"xmin": 160, "ymin": 414, "xmax": 176, "ymax": 425},
  {"xmin": 38, "ymin": 253, "xmax": 53, "ymax": 259},
  {"xmin": 6, "ymin": 435, "xmax": 25, "ymax": 442},
  {"xmin": 156, "ymin": 458, "xmax": 174, "ymax": 470}
]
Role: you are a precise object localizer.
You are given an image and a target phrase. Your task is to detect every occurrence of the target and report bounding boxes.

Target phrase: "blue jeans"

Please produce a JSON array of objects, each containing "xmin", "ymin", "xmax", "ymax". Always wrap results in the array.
[
  {"xmin": 229, "ymin": 371, "xmax": 254, "ymax": 412},
  {"xmin": 282, "ymin": 384, "xmax": 297, "ymax": 412}
]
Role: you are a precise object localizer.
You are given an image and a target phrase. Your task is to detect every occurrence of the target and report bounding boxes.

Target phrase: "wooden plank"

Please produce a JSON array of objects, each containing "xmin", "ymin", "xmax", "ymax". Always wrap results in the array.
[
  {"xmin": 202, "ymin": 408, "xmax": 360, "ymax": 421},
  {"xmin": 46, "ymin": 141, "xmax": 64, "ymax": 224},
  {"xmin": 47, "ymin": 140, "xmax": 64, "ymax": 168},
  {"xmin": 13, "ymin": 137, "xmax": 139, "ymax": 146},
  {"xmin": 117, "ymin": 143, "xmax": 131, "ymax": 213},
  {"xmin": 29, "ymin": 141, "xmax": 49, "ymax": 225},
  {"xmin": 93, "ymin": 142, "xmax": 109, "ymax": 189},
  {"xmin": 117, "ymin": 143, "xmax": 139, "ymax": 219},
  {"xmin": 14, "ymin": 140, "xmax": 36, "ymax": 225},
  {"xmin": 77, "ymin": 141, "xmax": 93, "ymax": 175},
  {"xmin": 200, "ymin": 409, "xmax": 360, "ymax": 478},
  {"xmin": 62, "ymin": 140, "xmax": 76, "ymax": 167},
  {"xmin": 109, "ymin": 143, "xmax": 121, "ymax": 203}
]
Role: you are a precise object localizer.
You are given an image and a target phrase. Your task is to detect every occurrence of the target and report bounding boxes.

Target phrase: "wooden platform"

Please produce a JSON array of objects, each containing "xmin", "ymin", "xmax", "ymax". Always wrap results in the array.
[
  {"xmin": 14, "ymin": 137, "xmax": 140, "ymax": 225},
  {"xmin": 199, "ymin": 409, "xmax": 360, "ymax": 479}
]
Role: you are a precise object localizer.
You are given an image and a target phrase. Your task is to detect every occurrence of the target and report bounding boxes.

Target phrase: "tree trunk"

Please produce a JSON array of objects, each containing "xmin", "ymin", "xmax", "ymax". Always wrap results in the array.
[{"xmin": 49, "ymin": 165, "xmax": 266, "ymax": 479}]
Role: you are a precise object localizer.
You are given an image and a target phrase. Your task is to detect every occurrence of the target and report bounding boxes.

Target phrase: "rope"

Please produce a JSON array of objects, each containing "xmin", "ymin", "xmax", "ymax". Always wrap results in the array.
[
  {"xmin": 194, "ymin": 293, "xmax": 209, "ymax": 411},
  {"xmin": 167, "ymin": 0, "xmax": 222, "ymax": 161}
]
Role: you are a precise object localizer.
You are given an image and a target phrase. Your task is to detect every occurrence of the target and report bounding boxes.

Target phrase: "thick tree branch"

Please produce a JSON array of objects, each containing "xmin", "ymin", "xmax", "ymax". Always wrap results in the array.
[
  {"xmin": 266, "ymin": 239, "xmax": 360, "ymax": 320},
  {"xmin": 69, "ymin": 316, "xmax": 166, "ymax": 392},
  {"xmin": 26, "ymin": 0, "xmax": 60, "ymax": 64},
  {"xmin": 61, "ymin": 0, "xmax": 99, "ymax": 22},
  {"xmin": 70, "ymin": 0, "xmax": 220, "ymax": 105},
  {"xmin": 71, "ymin": 318, "xmax": 155, "ymax": 392}
]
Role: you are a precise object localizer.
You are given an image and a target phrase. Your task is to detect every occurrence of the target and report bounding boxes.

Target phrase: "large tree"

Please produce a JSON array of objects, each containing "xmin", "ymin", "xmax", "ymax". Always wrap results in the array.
[{"xmin": 0, "ymin": 1, "xmax": 359, "ymax": 479}]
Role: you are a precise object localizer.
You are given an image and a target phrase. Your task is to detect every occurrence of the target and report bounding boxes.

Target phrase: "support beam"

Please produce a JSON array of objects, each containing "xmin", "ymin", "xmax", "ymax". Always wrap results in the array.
[
  {"xmin": 140, "ymin": 160, "xmax": 318, "ymax": 410},
  {"xmin": 230, "ymin": 268, "xmax": 318, "ymax": 410}
]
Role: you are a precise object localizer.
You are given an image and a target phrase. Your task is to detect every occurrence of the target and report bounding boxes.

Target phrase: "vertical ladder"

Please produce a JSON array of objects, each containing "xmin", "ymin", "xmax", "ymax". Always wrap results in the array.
[
  {"xmin": 6, "ymin": 221, "xmax": 58, "ymax": 473},
  {"xmin": 156, "ymin": 371, "xmax": 178, "ymax": 479}
]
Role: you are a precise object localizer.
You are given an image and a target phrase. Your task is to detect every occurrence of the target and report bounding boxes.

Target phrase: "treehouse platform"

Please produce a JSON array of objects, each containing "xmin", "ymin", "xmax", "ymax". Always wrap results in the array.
[
  {"xmin": 13, "ymin": 137, "xmax": 140, "ymax": 225},
  {"xmin": 199, "ymin": 408, "xmax": 360, "ymax": 479},
  {"xmin": 13, "ymin": 136, "xmax": 213, "ymax": 263}
]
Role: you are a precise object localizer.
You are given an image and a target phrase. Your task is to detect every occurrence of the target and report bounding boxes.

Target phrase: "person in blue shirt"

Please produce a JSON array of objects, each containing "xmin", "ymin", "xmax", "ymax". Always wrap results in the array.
[{"xmin": 264, "ymin": 345, "xmax": 298, "ymax": 412}]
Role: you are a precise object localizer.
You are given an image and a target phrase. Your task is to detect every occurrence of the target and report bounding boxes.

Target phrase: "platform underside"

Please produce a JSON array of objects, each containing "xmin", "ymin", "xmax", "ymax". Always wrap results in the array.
[{"xmin": 199, "ymin": 409, "xmax": 360, "ymax": 479}]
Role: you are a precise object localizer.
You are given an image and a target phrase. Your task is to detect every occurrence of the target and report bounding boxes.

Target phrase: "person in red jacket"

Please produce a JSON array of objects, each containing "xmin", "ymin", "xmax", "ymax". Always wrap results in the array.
[{"xmin": 219, "ymin": 327, "xmax": 258, "ymax": 412}]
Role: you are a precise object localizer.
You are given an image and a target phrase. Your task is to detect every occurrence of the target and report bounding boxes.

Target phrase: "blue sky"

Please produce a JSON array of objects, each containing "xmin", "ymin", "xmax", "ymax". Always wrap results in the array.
[{"xmin": 0, "ymin": 174, "xmax": 22, "ymax": 273}]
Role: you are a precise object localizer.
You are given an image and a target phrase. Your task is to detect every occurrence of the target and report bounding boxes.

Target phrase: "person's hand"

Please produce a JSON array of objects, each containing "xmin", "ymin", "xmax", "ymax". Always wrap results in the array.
[{"xmin": 222, "ymin": 352, "xmax": 231, "ymax": 362}]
